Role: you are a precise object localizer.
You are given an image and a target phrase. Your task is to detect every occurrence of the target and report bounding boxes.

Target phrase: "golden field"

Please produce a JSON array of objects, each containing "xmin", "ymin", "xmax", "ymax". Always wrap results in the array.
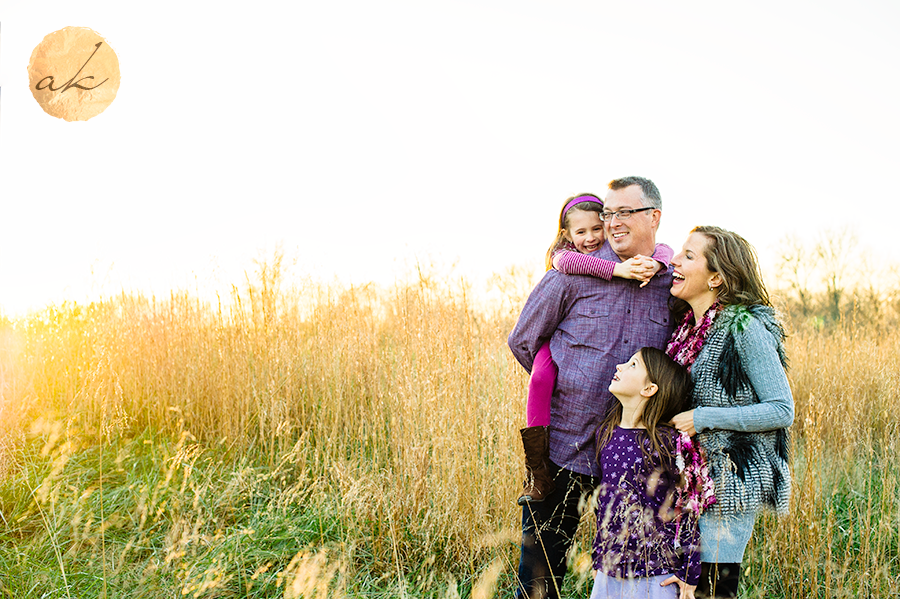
[{"xmin": 0, "ymin": 261, "xmax": 898, "ymax": 598}]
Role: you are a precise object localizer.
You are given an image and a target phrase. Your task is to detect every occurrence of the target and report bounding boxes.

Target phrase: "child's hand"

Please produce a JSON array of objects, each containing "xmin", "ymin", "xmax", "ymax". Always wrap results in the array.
[
  {"xmin": 614, "ymin": 255, "xmax": 660, "ymax": 286},
  {"xmin": 633, "ymin": 254, "xmax": 662, "ymax": 287},
  {"xmin": 551, "ymin": 251, "xmax": 569, "ymax": 270},
  {"xmin": 660, "ymin": 575, "xmax": 696, "ymax": 599}
]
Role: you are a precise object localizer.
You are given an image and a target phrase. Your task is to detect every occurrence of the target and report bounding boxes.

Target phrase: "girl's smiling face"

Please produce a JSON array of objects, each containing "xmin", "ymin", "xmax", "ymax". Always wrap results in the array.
[
  {"xmin": 609, "ymin": 351, "xmax": 652, "ymax": 398},
  {"xmin": 564, "ymin": 209, "xmax": 604, "ymax": 253}
]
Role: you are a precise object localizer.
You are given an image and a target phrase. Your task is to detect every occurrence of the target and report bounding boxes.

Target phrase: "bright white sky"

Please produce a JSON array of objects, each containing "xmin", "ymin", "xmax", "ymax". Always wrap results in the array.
[{"xmin": 2, "ymin": 1, "xmax": 899, "ymax": 315}]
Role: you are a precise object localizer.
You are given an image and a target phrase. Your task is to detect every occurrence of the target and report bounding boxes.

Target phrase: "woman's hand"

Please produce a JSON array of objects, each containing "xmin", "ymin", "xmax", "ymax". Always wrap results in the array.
[
  {"xmin": 670, "ymin": 410, "xmax": 697, "ymax": 437},
  {"xmin": 660, "ymin": 575, "xmax": 696, "ymax": 599}
]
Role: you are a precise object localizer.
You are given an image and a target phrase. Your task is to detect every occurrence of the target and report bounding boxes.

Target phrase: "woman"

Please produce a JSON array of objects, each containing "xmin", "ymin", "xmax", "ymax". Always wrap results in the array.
[{"xmin": 666, "ymin": 226, "xmax": 794, "ymax": 598}]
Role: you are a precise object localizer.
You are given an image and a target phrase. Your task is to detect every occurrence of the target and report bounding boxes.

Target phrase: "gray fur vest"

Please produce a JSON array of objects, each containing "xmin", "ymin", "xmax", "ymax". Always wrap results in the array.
[{"xmin": 690, "ymin": 304, "xmax": 792, "ymax": 516}]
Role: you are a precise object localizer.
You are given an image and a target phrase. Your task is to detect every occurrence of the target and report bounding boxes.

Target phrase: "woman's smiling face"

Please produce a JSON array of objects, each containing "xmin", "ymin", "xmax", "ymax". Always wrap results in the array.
[{"xmin": 671, "ymin": 232, "xmax": 718, "ymax": 303}]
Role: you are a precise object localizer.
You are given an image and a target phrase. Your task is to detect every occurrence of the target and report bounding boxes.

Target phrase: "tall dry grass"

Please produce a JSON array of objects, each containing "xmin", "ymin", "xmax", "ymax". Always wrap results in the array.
[
  {"xmin": 743, "ymin": 324, "xmax": 900, "ymax": 598},
  {"xmin": 0, "ymin": 269, "xmax": 534, "ymax": 597},
  {"xmin": 0, "ymin": 263, "xmax": 898, "ymax": 597}
]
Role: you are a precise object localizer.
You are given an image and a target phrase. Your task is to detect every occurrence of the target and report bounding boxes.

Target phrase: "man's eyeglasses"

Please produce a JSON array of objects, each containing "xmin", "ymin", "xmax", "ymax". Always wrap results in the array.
[{"xmin": 599, "ymin": 207, "xmax": 655, "ymax": 222}]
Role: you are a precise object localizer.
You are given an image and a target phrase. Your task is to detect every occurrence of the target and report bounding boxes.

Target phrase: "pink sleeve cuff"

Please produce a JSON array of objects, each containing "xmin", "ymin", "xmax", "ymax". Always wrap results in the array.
[
  {"xmin": 652, "ymin": 243, "xmax": 674, "ymax": 267},
  {"xmin": 555, "ymin": 251, "xmax": 615, "ymax": 280}
]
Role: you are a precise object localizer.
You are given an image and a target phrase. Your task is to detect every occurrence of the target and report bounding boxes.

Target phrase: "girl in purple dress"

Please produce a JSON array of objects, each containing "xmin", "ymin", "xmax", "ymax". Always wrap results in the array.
[{"xmin": 591, "ymin": 347, "xmax": 715, "ymax": 599}]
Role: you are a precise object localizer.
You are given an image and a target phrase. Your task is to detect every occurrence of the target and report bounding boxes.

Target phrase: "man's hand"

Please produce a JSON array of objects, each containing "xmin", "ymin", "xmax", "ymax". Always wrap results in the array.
[{"xmin": 660, "ymin": 575, "xmax": 697, "ymax": 599}]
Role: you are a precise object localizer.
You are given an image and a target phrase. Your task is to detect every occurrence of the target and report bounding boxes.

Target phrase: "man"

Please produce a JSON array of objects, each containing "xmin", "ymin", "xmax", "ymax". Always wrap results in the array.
[{"xmin": 508, "ymin": 176, "xmax": 675, "ymax": 599}]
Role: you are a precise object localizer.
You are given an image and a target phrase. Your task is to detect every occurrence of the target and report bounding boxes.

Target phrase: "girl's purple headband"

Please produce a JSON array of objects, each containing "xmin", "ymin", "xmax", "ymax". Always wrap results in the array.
[{"xmin": 563, "ymin": 194, "xmax": 604, "ymax": 218}]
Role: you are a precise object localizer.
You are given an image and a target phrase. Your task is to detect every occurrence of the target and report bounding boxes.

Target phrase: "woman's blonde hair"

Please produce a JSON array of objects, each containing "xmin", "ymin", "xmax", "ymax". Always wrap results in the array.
[{"xmin": 692, "ymin": 225, "xmax": 771, "ymax": 308}]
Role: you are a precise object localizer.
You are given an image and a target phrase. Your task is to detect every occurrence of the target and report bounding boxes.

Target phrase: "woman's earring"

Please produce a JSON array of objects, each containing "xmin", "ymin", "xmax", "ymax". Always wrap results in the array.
[{"xmin": 708, "ymin": 285, "xmax": 715, "ymax": 292}]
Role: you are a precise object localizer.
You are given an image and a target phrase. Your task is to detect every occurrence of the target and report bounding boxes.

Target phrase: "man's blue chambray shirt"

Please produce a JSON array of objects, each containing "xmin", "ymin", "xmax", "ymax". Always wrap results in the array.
[{"xmin": 508, "ymin": 243, "xmax": 675, "ymax": 477}]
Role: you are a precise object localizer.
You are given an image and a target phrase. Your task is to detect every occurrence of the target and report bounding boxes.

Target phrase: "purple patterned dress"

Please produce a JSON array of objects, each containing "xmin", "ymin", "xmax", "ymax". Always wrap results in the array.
[{"xmin": 592, "ymin": 426, "xmax": 704, "ymax": 589}]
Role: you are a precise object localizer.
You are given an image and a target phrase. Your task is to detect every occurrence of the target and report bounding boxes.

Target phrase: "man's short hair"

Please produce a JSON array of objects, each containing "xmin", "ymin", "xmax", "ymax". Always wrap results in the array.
[{"xmin": 608, "ymin": 176, "xmax": 661, "ymax": 209}]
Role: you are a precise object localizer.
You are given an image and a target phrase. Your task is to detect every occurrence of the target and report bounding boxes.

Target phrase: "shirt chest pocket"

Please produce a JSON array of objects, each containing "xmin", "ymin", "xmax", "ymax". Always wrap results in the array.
[
  {"xmin": 578, "ymin": 305, "xmax": 669, "ymax": 323},
  {"xmin": 568, "ymin": 306, "xmax": 611, "ymax": 350},
  {"xmin": 578, "ymin": 306, "xmax": 611, "ymax": 319},
  {"xmin": 647, "ymin": 306, "xmax": 671, "ymax": 327}
]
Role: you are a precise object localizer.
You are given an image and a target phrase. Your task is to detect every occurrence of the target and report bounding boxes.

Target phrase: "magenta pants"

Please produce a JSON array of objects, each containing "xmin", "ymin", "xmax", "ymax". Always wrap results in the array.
[{"xmin": 526, "ymin": 342, "xmax": 557, "ymax": 427}]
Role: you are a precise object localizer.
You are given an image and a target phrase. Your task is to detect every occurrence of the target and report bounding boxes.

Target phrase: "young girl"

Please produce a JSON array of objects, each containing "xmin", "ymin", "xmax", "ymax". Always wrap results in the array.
[
  {"xmin": 518, "ymin": 194, "xmax": 673, "ymax": 505},
  {"xmin": 591, "ymin": 347, "xmax": 715, "ymax": 599}
]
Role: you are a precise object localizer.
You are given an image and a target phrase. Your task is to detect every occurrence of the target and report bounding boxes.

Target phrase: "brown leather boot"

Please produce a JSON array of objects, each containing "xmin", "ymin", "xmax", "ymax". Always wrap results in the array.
[{"xmin": 517, "ymin": 426, "xmax": 555, "ymax": 505}]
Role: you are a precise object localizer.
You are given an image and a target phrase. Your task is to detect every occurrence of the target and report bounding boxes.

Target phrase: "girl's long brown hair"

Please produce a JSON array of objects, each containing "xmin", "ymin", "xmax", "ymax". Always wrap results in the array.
[{"xmin": 596, "ymin": 347, "xmax": 692, "ymax": 464}]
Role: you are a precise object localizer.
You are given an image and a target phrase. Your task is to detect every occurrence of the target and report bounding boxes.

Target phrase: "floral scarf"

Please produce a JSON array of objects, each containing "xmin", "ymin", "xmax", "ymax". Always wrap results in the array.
[
  {"xmin": 675, "ymin": 431, "xmax": 716, "ymax": 515},
  {"xmin": 667, "ymin": 305, "xmax": 720, "ymax": 534},
  {"xmin": 666, "ymin": 302, "xmax": 721, "ymax": 371},
  {"xmin": 674, "ymin": 431, "xmax": 717, "ymax": 541}
]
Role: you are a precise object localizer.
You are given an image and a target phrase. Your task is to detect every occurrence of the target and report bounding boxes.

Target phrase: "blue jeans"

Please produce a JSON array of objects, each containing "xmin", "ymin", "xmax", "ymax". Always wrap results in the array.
[{"xmin": 515, "ymin": 461, "xmax": 599, "ymax": 599}]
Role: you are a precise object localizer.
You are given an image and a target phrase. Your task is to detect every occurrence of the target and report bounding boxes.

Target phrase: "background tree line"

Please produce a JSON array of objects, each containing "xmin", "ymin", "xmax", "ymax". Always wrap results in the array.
[{"xmin": 772, "ymin": 228, "xmax": 900, "ymax": 331}]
